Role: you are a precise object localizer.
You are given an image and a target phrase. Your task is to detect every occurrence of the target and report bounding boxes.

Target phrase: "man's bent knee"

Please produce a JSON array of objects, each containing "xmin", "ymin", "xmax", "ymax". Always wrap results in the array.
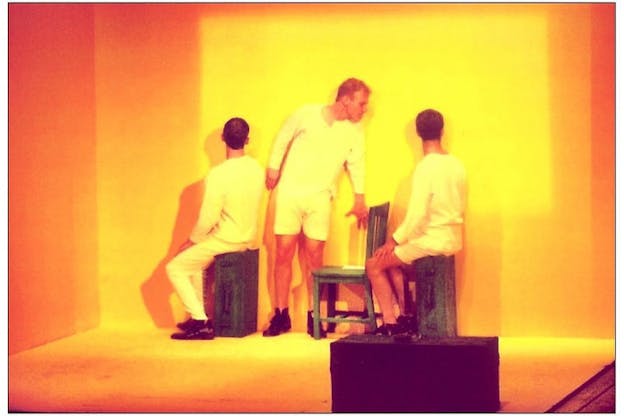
[
  {"xmin": 165, "ymin": 258, "xmax": 177, "ymax": 276},
  {"xmin": 365, "ymin": 257, "xmax": 383, "ymax": 278},
  {"xmin": 165, "ymin": 262, "xmax": 181, "ymax": 284}
]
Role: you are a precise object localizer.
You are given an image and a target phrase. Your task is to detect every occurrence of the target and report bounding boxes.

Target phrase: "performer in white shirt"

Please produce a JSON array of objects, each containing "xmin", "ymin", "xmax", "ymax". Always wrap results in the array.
[
  {"xmin": 366, "ymin": 109, "xmax": 466, "ymax": 336},
  {"xmin": 263, "ymin": 78, "xmax": 371, "ymax": 337},
  {"xmin": 168, "ymin": 117, "xmax": 264, "ymax": 340}
]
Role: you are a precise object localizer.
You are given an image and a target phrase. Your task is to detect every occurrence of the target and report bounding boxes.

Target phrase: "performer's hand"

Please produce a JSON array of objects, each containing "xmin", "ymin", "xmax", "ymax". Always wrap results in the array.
[
  {"xmin": 265, "ymin": 168, "xmax": 280, "ymax": 190},
  {"xmin": 373, "ymin": 240, "xmax": 397, "ymax": 259},
  {"xmin": 346, "ymin": 194, "xmax": 368, "ymax": 229}
]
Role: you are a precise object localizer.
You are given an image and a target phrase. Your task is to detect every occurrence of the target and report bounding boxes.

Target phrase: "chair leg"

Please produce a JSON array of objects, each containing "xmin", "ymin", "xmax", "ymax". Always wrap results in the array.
[
  {"xmin": 312, "ymin": 278, "xmax": 322, "ymax": 340},
  {"xmin": 327, "ymin": 283, "xmax": 337, "ymax": 333}
]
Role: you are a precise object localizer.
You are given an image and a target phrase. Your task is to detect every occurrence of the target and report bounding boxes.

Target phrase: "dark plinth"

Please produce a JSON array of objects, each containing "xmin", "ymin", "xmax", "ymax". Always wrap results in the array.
[
  {"xmin": 204, "ymin": 249, "xmax": 259, "ymax": 337},
  {"xmin": 330, "ymin": 334, "xmax": 500, "ymax": 413}
]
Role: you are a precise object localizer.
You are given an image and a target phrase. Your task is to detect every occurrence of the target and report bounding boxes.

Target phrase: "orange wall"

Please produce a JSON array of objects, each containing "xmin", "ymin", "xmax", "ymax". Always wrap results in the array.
[
  {"xmin": 9, "ymin": 4, "xmax": 99, "ymax": 353},
  {"xmin": 9, "ymin": 4, "xmax": 614, "ymax": 350}
]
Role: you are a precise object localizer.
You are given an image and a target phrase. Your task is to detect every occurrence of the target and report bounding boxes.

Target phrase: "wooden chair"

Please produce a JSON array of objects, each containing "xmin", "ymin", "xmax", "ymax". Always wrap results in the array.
[{"xmin": 311, "ymin": 202, "xmax": 389, "ymax": 340}]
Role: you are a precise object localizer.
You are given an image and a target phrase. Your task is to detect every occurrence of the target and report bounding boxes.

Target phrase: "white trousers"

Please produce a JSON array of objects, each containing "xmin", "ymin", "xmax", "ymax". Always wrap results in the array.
[{"xmin": 166, "ymin": 237, "xmax": 249, "ymax": 320}]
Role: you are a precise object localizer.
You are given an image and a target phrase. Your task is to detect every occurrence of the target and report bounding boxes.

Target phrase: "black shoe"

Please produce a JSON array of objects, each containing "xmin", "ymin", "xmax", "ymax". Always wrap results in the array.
[
  {"xmin": 262, "ymin": 308, "xmax": 291, "ymax": 337},
  {"xmin": 397, "ymin": 314, "xmax": 418, "ymax": 334},
  {"xmin": 307, "ymin": 311, "xmax": 327, "ymax": 338},
  {"xmin": 171, "ymin": 319, "xmax": 215, "ymax": 340},
  {"xmin": 374, "ymin": 323, "xmax": 406, "ymax": 337},
  {"xmin": 176, "ymin": 317, "xmax": 196, "ymax": 332}
]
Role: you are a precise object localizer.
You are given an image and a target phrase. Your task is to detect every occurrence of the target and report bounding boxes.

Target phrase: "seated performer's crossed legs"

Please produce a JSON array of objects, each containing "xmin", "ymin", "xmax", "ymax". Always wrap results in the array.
[
  {"xmin": 366, "ymin": 241, "xmax": 435, "ymax": 335},
  {"xmin": 167, "ymin": 237, "xmax": 248, "ymax": 340}
]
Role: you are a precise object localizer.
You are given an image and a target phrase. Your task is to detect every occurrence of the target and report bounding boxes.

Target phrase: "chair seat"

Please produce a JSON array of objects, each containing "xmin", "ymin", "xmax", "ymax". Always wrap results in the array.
[{"xmin": 313, "ymin": 266, "xmax": 365, "ymax": 279}]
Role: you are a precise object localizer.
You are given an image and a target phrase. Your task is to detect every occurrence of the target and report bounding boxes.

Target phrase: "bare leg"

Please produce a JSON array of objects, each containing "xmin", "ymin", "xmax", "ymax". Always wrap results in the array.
[
  {"xmin": 366, "ymin": 252, "xmax": 406, "ymax": 325},
  {"xmin": 274, "ymin": 234, "xmax": 299, "ymax": 310},
  {"xmin": 302, "ymin": 236, "xmax": 325, "ymax": 310},
  {"xmin": 297, "ymin": 233, "xmax": 309, "ymax": 306},
  {"xmin": 388, "ymin": 267, "xmax": 406, "ymax": 316}
]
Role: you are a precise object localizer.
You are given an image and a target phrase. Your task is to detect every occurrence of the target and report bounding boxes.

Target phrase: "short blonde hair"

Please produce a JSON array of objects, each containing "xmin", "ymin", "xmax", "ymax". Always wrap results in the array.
[{"xmin": 336, "ymin": 78, "xmax": 370, "ymax": 101}]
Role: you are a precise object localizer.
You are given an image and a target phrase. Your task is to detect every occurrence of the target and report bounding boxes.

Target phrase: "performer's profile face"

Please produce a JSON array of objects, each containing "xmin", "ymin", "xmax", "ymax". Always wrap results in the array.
[{"xmin": 344, "ymin": 90, "xmax": 369, "ymax": 122}]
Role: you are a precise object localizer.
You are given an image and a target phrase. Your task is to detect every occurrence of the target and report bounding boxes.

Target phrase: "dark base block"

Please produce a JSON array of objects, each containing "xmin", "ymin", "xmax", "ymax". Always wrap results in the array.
[{"xmin": 330, "ymin": 334, "xmax": 500, "ymax": 412}]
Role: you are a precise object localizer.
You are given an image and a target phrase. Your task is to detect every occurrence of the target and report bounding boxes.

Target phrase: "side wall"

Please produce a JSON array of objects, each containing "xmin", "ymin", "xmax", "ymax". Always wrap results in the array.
[{"xmin": 8, "ymin": 4, "xmax": 99, "ymax": 353}]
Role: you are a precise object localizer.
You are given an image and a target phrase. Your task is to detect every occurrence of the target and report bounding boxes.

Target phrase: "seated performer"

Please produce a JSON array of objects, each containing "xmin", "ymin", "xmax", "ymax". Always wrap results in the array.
[
  {"xmin": 167, "ymin": 117, "xmax": 264, "ymax": 340},
  {"xmin": 365, "ymin": 109, "xmax": 466, "ymax": 335}
]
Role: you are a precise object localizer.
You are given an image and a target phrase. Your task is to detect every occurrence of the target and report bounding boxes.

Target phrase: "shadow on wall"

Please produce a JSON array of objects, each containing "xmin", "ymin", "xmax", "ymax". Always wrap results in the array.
[
  {"xmin": 140, "ymin": 179, "xmax": 203, "ymax": 327},
  {"xmin": 140, "ymin": 129, "xmax": 225, "ymax": 328},
  {"xmin": 459, "ymin": 200, "xmax": 502, "ymax": 336}
]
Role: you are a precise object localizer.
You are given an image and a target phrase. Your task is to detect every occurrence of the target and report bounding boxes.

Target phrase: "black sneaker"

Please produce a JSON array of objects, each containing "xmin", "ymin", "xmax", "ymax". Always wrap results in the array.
[
  {"xmin": 262, "ymin": 308, "xmax": 291, "ymax": 337},
  {"xmin": 397, "ymin": 314, "xmax": 418, "ymax": 334},
  {"xmin": 374, "ymin": 323, "xmax": 405, "ymax": 337},
  {"xmin": 307, "ymin": 311, "xmax": 327, "ymax": 338},
  {"xmin": 176, "ymin": 317, "xmax": 196, "ymax": 332},
  {"xmin": 171, "ymin": 319, "xmax": 215, "ymax": 340}
]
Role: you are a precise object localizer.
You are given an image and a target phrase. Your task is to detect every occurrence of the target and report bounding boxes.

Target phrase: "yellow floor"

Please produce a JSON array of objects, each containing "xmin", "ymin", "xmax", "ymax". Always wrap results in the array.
[{"xmin": 8, "ymin": 329, "xmax": 614, "ymax": 412}]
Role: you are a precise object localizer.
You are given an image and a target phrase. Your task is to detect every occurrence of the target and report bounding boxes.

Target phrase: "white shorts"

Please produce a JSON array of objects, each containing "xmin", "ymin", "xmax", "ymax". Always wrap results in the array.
[
  {"xmin": 395, "ymin": 229, "xmax": 461, "ymax": 263},
  {"xmin": 394, "ymin": 244, "xmax": 438, "ymax": 264},
  {"xmin": 274, "ymin": 189, "xmax": 332, "ymax": 241}
]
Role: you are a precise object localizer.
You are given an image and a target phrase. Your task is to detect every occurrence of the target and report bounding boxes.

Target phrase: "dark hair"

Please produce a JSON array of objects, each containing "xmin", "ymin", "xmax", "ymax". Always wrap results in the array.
[
  {"xmin": 336, "ymin": 78, "xmax": 371, "ymax": 101},
  {"xmin": 415, "ymin": 109, "xmax": 444, "ymax": 140},
  {"xmin": 222, "ymin": 117, "xmax": 249, "ymax": 149}
]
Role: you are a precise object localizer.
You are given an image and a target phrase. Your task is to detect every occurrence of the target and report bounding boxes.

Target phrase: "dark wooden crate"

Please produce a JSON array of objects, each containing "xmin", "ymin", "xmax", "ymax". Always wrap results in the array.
[
  {"xmin": 204, "ymin": 249, "xmax": 259, "ymax": 337},
  {"xmin": 405, "ymin": 255, "xmax": 457, "ymax": 337}
]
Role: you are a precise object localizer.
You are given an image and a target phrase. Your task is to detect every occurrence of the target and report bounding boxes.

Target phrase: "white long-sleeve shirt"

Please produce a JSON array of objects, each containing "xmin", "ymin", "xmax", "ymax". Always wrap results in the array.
[
  {"xmin": 268, "ymin": 104, "xmax": 365, "ymax": 196},
  {"xmin": 189, "ymin": 155, "xmax": 264, "ymax": 244},
  {"xmin": 393, "ymin": 153, "xmax": 466, "ymax": 254}
]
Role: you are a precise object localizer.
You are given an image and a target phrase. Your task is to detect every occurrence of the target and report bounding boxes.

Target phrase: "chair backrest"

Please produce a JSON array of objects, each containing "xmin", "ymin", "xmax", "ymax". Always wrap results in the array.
[{"xmin": 365, "ymin": 202, "xmax": 390, "ymax": 259}]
